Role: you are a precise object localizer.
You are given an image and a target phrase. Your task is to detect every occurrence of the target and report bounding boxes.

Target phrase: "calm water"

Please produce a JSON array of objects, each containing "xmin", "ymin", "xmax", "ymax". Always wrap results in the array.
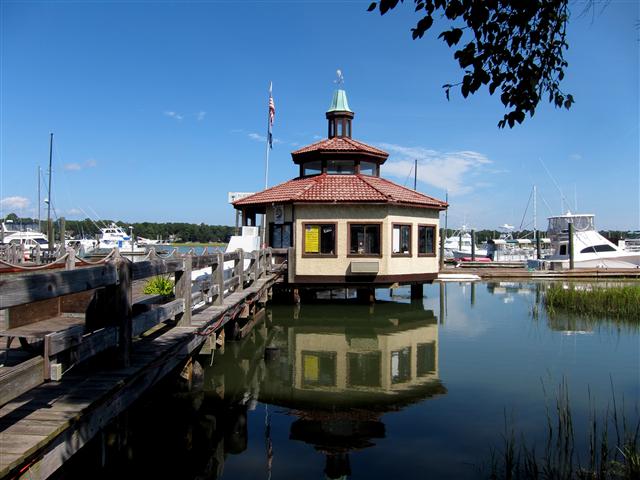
[{"xmin": 57, "ymin": 281, "xmax": 639, "ymax": 479}]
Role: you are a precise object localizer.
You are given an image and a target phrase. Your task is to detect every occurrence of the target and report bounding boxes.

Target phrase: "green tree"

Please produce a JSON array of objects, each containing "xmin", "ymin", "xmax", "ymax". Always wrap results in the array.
[{"xmin": 368, "ymin": 0, "xmax": 574, "ymax": 128}]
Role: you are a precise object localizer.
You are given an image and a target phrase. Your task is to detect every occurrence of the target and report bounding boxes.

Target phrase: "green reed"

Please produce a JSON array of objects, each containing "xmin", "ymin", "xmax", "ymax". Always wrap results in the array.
[
  {"xmin": 544, "ymin": 284, "xmax": 640, "ymax": 319},
  {"xmin": 487, "ymin": 380, "xmax": 639, "ymax": 480}
]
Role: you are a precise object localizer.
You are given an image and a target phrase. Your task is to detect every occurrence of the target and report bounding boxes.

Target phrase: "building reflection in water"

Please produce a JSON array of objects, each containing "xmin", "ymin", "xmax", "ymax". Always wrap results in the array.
[{"xmin": 200, "ymin": 300, "xmax": 446, "ymax": 479}]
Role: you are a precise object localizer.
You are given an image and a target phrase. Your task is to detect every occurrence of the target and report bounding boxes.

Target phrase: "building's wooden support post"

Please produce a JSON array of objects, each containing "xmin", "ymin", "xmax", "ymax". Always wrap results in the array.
[
  {"xmin": 410, "ymin": 283, "xmax": 423, "ymax": 300},
  {"xmin": 175, "ymin": 253, "xmax": 192, "ymax": 326},
  {"xmin": 287, "ymin": 247, "xmax": 295, "ymax": 283}
]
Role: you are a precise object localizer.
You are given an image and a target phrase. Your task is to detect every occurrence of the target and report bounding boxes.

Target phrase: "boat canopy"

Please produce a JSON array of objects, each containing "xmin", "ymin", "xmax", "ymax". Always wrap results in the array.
[{"xmin": 548, "ymin": 214, "xmax": 595, "ymax": 233}]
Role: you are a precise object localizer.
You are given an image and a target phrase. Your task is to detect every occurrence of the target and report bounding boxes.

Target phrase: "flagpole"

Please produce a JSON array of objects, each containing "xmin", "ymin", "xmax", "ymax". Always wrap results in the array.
[{"xmin": 262, "ymin": 82, "xmax": 273, "ymax": 247}]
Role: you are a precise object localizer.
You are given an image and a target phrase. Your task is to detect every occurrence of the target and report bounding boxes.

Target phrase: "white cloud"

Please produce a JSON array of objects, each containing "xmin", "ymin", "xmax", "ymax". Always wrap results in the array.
[
  {"xmin": 248, "ymin": 132, "xmax": 266, "ymax": 142},
  {"xmin": 164, "ymin": 111, "xmax": 184, "ymax": 121},
  {"xmin": 248, "ymin": 132, "xmax": 281, "ymax": 144},
  {"xmin": 1, "ymin": 196, "xmax": 30, "ymax": 211},
  {"xmin": 569, "ymin": 153, "xmax": 582, "ymax": 161},
  {"xmin": 196, "ymin": 111, "xmax": 206, "ymax": 121},
  {"xmin": 67, "ymin": 208, "xmax": 82, "ymax": 216},
  {"xmin": 379, "ymin": 143, "xmax": 493, "ymax": 195},
  {"xmin": 63, "ymin": 159, "xmax": 97, "ymax": 171}
]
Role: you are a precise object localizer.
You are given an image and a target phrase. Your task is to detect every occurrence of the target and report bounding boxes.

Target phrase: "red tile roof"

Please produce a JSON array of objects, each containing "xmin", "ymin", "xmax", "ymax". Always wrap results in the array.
[
  {"xmin": 291, "ymin": 137, "xmax": 388, "ymax": 157},
  {"xmin": 233, "ymin": 174, "xmax": 447, "ymax": 209}
]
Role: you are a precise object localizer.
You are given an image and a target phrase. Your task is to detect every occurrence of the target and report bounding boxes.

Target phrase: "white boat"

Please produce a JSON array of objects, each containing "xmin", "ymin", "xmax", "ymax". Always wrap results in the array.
[
  {"xmin": 444, "ymin": 225, "xmax": 488, "ymax": 259},
  {"xmin": 97, "ymin": 223, "xmax": 146, "ymax": 253},
  {"xmin": 1, "ymin": 222, "xmax": 50, "ymax": 253},
  {"xmin": 529, "ymin": 212, "xmax": 640, "ymax": 269}
]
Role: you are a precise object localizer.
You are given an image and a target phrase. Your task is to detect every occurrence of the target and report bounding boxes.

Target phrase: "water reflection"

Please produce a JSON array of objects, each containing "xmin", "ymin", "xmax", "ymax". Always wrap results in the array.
[{"xmin": 202, "ymin": 301, "xmax": 445, "ymax": 479}]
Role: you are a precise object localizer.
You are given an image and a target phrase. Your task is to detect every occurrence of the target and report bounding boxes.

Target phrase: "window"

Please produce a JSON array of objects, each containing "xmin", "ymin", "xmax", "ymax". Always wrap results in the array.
[
  {"xmin": 349, "ymin": 223, "xmax": 381, "ymax": 256},
  {"xmin": 302, "ymin": 161, "xmax": 322, "ymax": 176},
  {"xmin": 302, "ymin": 351, "xmax": 336, "ymax": 387},
  {"xmin": 347, "ymin": 352, "xmax": 381, "ymax": 387},
  {"xmin": 303, "ymin": 223, "xmax": 336, "ymax": 255},
  {"xmin": 416, "ymin": 343, "xmax": 436, "ymax": 377},
  {"xmin": 359, "ymin": 161, "xmax": 376, "ymax": 176},
  {"xmin": 559, "ymin": 244, "xmax": 567, "ymax": 255},
  {"xmin": 270, "ymin": 223, "xmax": 292, "ymax": 248},
  {"xmin": 392, "ymin": 224, "xmax": 411, "ymax": 255},
  {"xmin": 391, "ymin": 347, "xmax": 412, "ymax": 384},
  {"xmin": 327, "ymin": 160, "xmax": 355, "ymax": 174},
  {"xmin": 580, "ymin": 244, "xmax": 616, "ymax": 253},
  {"xmin": 337, "ymin": 121, "xmax": 343, "ymax": 136},
  {"xmin": 418, "ymin": 225, "xmax": 436, "ymax": 256}
]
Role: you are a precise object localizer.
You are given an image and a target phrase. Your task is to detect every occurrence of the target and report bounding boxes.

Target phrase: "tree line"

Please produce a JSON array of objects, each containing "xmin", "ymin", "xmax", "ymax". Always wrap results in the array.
[{"xmin": 2, "ymin": 213, "xmax": 236, "ymax": 243}]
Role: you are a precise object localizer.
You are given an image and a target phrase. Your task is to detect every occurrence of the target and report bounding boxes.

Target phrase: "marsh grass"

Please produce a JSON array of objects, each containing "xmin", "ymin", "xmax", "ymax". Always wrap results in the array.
[
  {"xmin": 486, "ymin": 380, "xmax": 639, "ymax": 479},
  {"xmin": 544, "ymin": 284, "xmax": 640, "ymax": 319}
]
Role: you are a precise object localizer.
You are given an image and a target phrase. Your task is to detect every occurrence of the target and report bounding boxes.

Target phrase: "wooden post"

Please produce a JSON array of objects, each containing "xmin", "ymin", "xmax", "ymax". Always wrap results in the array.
[
  {"xmin": 65, "ymin": 247, "xmax": 76, "ymax": 270},
  {"xmin": 47, "ymin": 219, "xmax": 54, "ymax": 252},
  {"xmin": 34, "ymin": 243, "xmax": 42, "ymax": 264},
  {"xmin": 439, "ymin": 228, "xmax": 445, "ymax": 270},
  {"xmin": 568, "ymin": 222, "xmax": 575, "ymax": 270},
  {"xmin": 175, "ymin": 253, "xmax": 192, "ymax": 326},
  {"xmin": 107, "ymin": 254, "xmax": 132, "ymax": 367},
  {"xmin": 536, "ymin": 230, "xmax": 541, "ymax": 259},
  {"xmin": 410, "ymin": 283, "xmax": 423, "ymax": 300},
  {"xmin": 253, "ymin": 250, "xmax": 260, "ymax": 282},
  {"xmin": 471, "ymin": 229, "xmax": 476, "ymax": 261},
  {"xmin": 214, "ymin": 252, "xmax": 224, "ymax": 306},
  {"xmin": 236, "ymin": 249, "xmax": 244, "ymax": 291},
  {"xmin": 59, "ymin": 217, "xmax": 66, "ymax": 249},
  {"xmin": 287, "ymin": 246, "xmax": 295, "ymax": 283}
]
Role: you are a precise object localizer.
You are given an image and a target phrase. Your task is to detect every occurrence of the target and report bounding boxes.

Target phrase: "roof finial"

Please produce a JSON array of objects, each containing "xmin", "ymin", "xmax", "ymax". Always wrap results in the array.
[{"xmin": 335, "ymin": 69, "xmax": 344, "ymax": 87}]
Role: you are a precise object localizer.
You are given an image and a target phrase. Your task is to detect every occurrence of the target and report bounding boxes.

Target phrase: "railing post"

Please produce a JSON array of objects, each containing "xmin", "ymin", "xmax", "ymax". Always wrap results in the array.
[
  {"xmin": 253, "ymin": 250, "xmax": 260, "ymax": 282},
  {"xmin": 287, "ymin": 247, "xmax": 295, "ymax": 283},
  {"xmin": 214, "ymin": 252, "xmax": 224, "ymax": 305},
  {"xmin": 113, "ymin": 254, "xmax": 132, "ymax": 367},
  {"xmin": 236, "ymin": 249, "xmax": 244, "ymax": 291},
  {"xmin": 175, "ymin": 253, "xmax": 192, "ymax": 326},
  {"xmin": 65, "ymin": 247, "xmax": 76, "ymax": 270},
  {"xmin": 267, "ymin": 247, "xmax": 273, "ymax": 272}
]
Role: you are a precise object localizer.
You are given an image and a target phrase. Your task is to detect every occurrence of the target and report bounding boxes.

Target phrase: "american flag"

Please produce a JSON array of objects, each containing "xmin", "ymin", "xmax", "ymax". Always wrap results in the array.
[{"xmin": 268, "ymin": 83, "xmax": 275, "ymax": 148}]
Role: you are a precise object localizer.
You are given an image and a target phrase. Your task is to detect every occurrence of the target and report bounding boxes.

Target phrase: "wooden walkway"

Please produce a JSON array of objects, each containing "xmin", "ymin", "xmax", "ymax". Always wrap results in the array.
[{"xmin": 0, "ymin": 249, "xmax": 286, "ymax": 480}]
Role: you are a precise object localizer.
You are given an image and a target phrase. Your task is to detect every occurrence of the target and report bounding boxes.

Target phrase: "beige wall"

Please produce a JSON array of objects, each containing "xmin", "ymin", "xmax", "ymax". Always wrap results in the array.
[
  {"xmin": 292, "ymin": 323, "xmax": 440, "ymax": 394},
  {"xmin": 288, "ymin": 203, "xmax": 441, "ymax": 277}
]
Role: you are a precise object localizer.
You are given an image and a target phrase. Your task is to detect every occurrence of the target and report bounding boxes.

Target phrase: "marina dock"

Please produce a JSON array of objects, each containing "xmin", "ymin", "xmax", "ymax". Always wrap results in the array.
[{"xmin": 0, "ymin": 248, "xmax": 286, "ymax": 479}]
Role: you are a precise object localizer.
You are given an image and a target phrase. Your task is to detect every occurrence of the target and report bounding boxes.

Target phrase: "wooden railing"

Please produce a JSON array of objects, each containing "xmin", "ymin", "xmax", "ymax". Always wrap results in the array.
[{"xmin": 0, "ymin": 246, "xmax": 281, "ymax": 406}]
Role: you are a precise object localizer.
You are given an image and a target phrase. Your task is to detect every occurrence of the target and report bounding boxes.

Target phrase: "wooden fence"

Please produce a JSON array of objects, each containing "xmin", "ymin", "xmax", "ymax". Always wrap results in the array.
[{"xmin": 0, "ymin": 246, "xmax": 286, "ymax": 407}]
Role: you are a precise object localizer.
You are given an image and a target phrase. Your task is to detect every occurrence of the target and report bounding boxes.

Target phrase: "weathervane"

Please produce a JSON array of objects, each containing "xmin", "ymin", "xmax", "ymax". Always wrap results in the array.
[{"xmin": 335, "ymin": 69, "xmax": 344, "ymax": 87}]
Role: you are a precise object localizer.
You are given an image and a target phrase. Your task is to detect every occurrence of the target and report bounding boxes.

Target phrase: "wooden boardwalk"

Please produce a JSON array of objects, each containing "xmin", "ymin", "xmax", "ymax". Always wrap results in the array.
[{"xmin": 0, "ymin": 248, "xmax": 286, "ymax": 480}]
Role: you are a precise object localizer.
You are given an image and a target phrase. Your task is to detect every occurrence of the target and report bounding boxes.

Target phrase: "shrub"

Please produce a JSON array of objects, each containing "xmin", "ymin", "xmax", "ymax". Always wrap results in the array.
[{"xmin": 143, "ymin": 276, "xmax": 174, "ymax": 296}]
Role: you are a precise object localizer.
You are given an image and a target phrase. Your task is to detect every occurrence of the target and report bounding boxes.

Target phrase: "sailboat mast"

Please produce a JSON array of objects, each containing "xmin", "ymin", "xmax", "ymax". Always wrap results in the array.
[
  {"xmin": 37, "ymin": 167, "xmax": 41, "ymax": 231},
  {"xmin": 414, "ymin": 159, "xmax": 417, "ymax": 190},
  {"xmin": 533, "ymin": 185, "xmax": 537, "ymax": 238},
  {"xmin": 47, "ymin": 133, "xmax": 53, "ymax": 244}
]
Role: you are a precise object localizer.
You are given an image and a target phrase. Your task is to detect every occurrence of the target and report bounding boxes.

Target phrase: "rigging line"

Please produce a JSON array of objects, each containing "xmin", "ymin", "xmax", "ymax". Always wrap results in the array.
[
  {"xmin": 403, "ymin": 162, "xmax": 414, "ymax": 188},
  {"xmin": 539, "ymin": 158, "xmax": 573, "ymax": 212},
  {"xmin": 88, "ymin": 206, "xmax": 109, "ymax": 228},
  {"xmin": 518, "ymin": 185, "xmax": 534, "ymax": 231}
]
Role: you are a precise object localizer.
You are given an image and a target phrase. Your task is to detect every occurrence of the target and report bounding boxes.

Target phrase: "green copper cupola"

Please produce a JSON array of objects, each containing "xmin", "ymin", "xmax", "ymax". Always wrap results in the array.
[{"xmin": 326, "ymin": 88, "xmax": 354, "ymax": 139}]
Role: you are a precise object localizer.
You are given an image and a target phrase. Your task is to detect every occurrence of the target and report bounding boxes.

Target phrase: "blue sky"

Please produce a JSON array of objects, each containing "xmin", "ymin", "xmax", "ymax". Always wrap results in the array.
[{"xmin": 1, "ymin": 0, "xmax": 638, "ymax": 230}]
